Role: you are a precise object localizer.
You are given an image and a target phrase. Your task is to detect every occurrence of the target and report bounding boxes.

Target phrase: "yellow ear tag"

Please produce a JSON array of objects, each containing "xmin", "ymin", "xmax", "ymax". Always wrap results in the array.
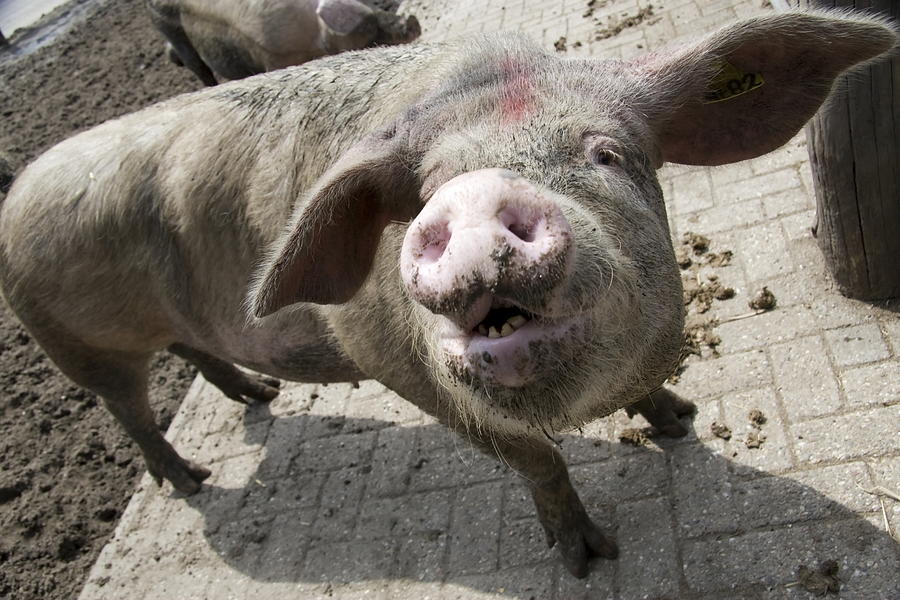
[{"xmin": 704, "ymin": 61, "xmax": 764, "ymax": 104}]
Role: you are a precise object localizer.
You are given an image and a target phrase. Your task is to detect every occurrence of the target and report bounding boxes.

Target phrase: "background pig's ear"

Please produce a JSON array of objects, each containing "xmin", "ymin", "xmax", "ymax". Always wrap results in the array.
[
  {"xmin": 317, "ymin": 0, "xmax": 376, "ymax": 36},
  {"xmin": 628, "ymin": 10, "xmax": 898, "ymax": 166},
  {"xmin": 251, "ymin": 136, "xmax": 419, "ymax": 316}
]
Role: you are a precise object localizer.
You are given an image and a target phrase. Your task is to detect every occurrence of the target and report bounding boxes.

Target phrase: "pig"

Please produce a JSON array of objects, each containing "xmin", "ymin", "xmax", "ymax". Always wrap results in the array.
[
  {"xmin": 146, "ymin": 0, "xmax": 421, "ymax": 85},
  {"xmin": 0, "ymin": 9, "xmax": 896, "ymax": 578}
]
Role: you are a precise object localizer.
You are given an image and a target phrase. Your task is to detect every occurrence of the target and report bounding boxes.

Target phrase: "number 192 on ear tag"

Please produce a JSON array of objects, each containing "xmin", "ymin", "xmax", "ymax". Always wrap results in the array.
[{"xmin": 704, "ymin": 61, "xmax": 764, "ymax": 103}]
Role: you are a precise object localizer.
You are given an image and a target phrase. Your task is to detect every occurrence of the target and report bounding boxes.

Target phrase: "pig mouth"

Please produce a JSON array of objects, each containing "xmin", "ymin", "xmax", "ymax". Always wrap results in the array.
[
  {"xmin": 438, "ymin": 295, "xmax": 585, "ymax": 388},
  {"xmin": 472, "ymin": 301, "xmax": 535, "ymax": 339}
]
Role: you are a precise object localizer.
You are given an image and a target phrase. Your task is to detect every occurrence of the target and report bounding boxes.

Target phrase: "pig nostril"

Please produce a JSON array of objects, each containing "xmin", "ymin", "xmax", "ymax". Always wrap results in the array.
[
  {"xmin": 507, "ymin": 221, "xmax": 535, "ymax": 242},
  {"xmin": 417, "ymin": 221, "xmax": 451, "ymax": 264}
]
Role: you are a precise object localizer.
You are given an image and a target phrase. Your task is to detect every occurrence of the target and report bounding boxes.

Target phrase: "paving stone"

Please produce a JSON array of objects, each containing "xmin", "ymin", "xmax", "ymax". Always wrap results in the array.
[
  {"xmin": 617, "ymin": 496, "xmax": 681, "ymax": 600},
  {"xmin": 416, "ymin": 421, "xmax": 456, "ymax": 454},
  {"xmin": 571, "ymin": 450, "xmax": 669, "ymax": 507},
  {"xmin": 671, "ymin": 439, "xmax": 739, "ymax": 537},
  {"xmin": 560, "ymin": 418, "xmax": 614, "ymax": 464},
  {"xmin": 168, "ymin": 378, "xmax": 219, "ymax": 442},
  {"xmin": 357, "ymin": 490, "xmax": 450, "ymax": 539},
  {"xmin": 668, "ymin": 168, "xmax": 714, "ymax": 215},
  {"xmin": 882, "ymin": 317, "xmax": 900, "ymax": 354},
  {"xmin": 312, "ymin": 465, "xmax": 369, "ymax": 541},
  {"xmin": 366, "ymin": 425, "xmax": 419, "ymax": 497},
  {"xmin": 715, "ymin": 305, "xmax": 818, "ymax": 355},
  {"xmin": 294, "ymin": 430, "xmax": 376, "ymax": 473},
  {"xmin": 770, "ymin": 335, "xmax": 841, "ymax": 420},
  {"xmin": 498, "ymin": 516, "xmax": 555, "ymax": 569},
  {"xmin": 345, "ymin": 388, "xmax": 423, "ymax": 425},
  {"xmin": 779, "ymin": 209, "xmax": 816, "ymax": 242},
  {"xmin": 395, "ymin": 529, "xmax": 449, "ymax": 582},
  {"xmin": 840, "ymin": 360, "xmax": 900, "ymax": 408},
  {"xmin": 751, "ymin": 135, "xmax": 807, "ymax": 177},
  {"xmin": 734, "ymin": 462, "xmax": 879, "ymax": 530},
  {"xmin": 266, "ymin": 382, "xmax": 317, "ymax": 418},
  {"xmin": 255, "ymin": 415, "xmax": 303, "ymax": 478},
  {"xmin": 442, "ymin": 564, "xmax": 556, "ymax": 599},
  {"xmin": 138, "ymin": 570, "xmax": 210, "ymax": 600},
  {"xmin": 447, "ymin": 481, "xmax": 503, "ymax": 575},
  {"xmin": 824, "ymin": 323, "xmax": 891, "ymax": 367},
  {"xmin": 715, "ymin": 168, "xmax": 803, "ymax": 206},
  {"xmin": 242, "ymin": 469, "xmax": 326, "ymax": 514},
  {"xmin": 300, "ymin": 538, "xmax": 395, "ymax": 584},
  {"xmin": 254, "ymin": 509, "xmax": 317, "ymax": 580},
  {"xmin": 406, "ymin": 444, "xmax": 507, "ymax": 492},
  {"xmin": 308, "ymin": 382, "xmax": 353, "ymax": 414},
  {"xmin": 683, "ymin": 517, "xmax": 900, "ymax": 596},
  {"xmin": 792, "ymin": 405, "xmax": 900, "ymax": 464},
  {"xmin": 869, "ymin": 455, "xmax": 900, "ymax": 538},
  {"xmin": 708, "ymin": 160, "xmax": 754, "ymax": 187},
  {"xmin": 555, "ymin": 557, "xmax": 617, "ymax": 599},
  {"xmin": 678, "ymin": 396, "xmax": 723, "ymax": 445},
  {"xmin": 675, "ymin": 196, "xmax": 766, "ymax": 235},
  {"xmin": 735, "ymin": 221, "xmax": 794, "ymax": 283},
  {"xmin": 203, "ymin": 393, "xmax": 256, "ymax": 438},
  {"xmin": 670, "ymin": 349, "xmax": 771, "ymax": 401},
  {"xmin": 503, "ymin": 481, "xmax": 535, "ymax": 522},
  {"xmin": 194, "ymin": 418, "xmax": 270, "ymax": 465},
  {"xmin": 720, "ymin": 386, "xmax": 793, "ymax": 474}
]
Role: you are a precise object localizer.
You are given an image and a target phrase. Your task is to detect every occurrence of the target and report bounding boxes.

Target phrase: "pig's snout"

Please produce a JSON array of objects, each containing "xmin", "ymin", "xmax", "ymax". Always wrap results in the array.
[{"xmin": 400, "ymin": 169, "xmax": 573, "ymax": 318}]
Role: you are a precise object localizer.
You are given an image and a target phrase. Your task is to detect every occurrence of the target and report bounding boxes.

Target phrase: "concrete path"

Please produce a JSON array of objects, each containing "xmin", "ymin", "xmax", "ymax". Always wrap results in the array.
[{"xmin": 79, "ymin": 1, "xmax": 900, "ymax": 599}]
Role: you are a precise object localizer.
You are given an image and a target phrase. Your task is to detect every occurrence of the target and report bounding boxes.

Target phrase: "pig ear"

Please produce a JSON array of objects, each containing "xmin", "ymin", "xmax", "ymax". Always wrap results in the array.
[
  {"xmin": 251, "ymin": 136, "xmax": 419, "ymax": 316},
  {"xmin": 629, "ymin": 10, "xmax": 898, "ymax": 166},
  {"xmin": 317, "ymin": 0, "xmax": 376, "ymax": 36}
]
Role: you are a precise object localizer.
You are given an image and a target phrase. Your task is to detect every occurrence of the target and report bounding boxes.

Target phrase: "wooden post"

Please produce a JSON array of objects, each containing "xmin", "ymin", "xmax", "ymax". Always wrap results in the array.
[{"xmin": 797, "ymin": 0, "xmax": 900, "ymax": 299}]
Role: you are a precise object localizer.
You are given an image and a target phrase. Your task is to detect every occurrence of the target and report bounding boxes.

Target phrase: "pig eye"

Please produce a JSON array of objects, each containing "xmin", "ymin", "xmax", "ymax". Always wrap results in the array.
[{"xmin": 590, "ymin": 148, "xmax": 622, "ymax": 168}]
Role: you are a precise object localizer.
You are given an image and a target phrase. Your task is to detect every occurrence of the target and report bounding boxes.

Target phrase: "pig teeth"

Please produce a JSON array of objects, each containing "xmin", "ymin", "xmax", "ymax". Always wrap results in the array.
[
  {"xmin": 500, "ymin": 322, "xmax": 515, "ymax": 337},
  {"xmin": 488, "ymin": 327, "xmax": 501, "ymax": 338},
  {"xmin": 508, "ymin": 315, "xmax": 527, "ymax": 329},
  {"xmin": 478, "ymin": 324, "xmax": 489, "ymax": 336}
]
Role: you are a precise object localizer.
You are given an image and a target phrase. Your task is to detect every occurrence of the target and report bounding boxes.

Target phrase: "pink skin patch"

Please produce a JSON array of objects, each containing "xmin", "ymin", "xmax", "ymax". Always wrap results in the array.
[{"xmin": 498, "ymin": 58, "xmax": 534, "ymax": 124}]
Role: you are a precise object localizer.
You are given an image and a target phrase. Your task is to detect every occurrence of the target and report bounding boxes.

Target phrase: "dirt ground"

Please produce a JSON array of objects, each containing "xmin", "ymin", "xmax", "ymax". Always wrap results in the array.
[{"xmin": 0, "ymin": 1, "xmax": 203, "ymax": 598}]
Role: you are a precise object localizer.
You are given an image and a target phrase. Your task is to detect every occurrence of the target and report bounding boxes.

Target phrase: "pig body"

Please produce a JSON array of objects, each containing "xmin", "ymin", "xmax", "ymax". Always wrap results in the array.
[
  {"xmin": 146, "ymin": 0, "xmax": 420, "ymax": 85},
  {"xmin": 1, "ymin": 11, "xmax": 895, "ymax": 577}
]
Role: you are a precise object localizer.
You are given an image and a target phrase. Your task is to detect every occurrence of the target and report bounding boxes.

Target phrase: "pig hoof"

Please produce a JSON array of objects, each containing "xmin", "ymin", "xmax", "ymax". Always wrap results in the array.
[
  {"xmin": 149, "ymin": 458, "xmax": 212, "ymax": 494},
  {"xmin": 544, "ymin": 515, "xmax": 618, "ymax": 578},
  {"xmin": 627, "ymin": 389, "xmax": 696, "ymax": 439},
  {"xmin": 215, "ymin": 373, "xmax": 281, "ymax": 404}
]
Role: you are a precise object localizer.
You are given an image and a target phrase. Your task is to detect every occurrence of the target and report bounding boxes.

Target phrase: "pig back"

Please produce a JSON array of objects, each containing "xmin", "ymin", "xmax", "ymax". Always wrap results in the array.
[{"xmin": 0, "ymin": 43, "xmax": 442, "ymax": 354}]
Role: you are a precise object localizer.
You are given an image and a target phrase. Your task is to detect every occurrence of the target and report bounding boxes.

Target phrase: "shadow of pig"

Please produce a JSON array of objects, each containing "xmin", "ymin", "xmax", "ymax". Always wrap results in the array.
[{"xmin": 80, "ymin": 380, "xmax": 900, "ymax": 599}]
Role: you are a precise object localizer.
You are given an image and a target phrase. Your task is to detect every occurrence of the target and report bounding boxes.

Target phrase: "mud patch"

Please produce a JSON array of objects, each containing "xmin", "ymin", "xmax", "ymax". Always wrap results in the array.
[
  {"xmin": 668, "ymin": 232, "xmax": 736, "ymax": 383},
  {"xmin": 794, "ymin": 559, "xmax": 841, "ymax": 595},
  {"xmin": 744, "ymin": 408, "xmax": 767, "ymax": 449},
  {"xmin": 749, "ymin": 286, "xmax": 777, "ymax": 311},
  {"xmin": 619, "ymin": 426, "xmax": 660, "ymax": 446},
  {"xmin": 595, "ymin": 5, "xmax": 657, "ymax": 40},
  {"xmin": 710, "ymin": 421, "xmax": 732, "ymax": 440}
]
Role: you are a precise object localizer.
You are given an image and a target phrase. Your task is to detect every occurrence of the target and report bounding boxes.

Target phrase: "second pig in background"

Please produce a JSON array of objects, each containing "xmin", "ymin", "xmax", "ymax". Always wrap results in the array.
[{"xmin": 147, "ymin": 0, "xmax": 420, "ymax": 85}]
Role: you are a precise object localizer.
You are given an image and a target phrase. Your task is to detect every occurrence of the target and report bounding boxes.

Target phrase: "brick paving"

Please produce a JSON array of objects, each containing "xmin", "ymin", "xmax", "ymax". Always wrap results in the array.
[{"xmin": 79, "ymin": 1, "xmax": 900, "ymax": 598}]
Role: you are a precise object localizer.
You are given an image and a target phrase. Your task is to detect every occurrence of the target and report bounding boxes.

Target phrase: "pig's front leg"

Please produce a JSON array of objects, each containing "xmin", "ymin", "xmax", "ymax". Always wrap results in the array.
[{"xmin": 469, "ymin": 432, "xmax": 617, "ymax": 578}]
